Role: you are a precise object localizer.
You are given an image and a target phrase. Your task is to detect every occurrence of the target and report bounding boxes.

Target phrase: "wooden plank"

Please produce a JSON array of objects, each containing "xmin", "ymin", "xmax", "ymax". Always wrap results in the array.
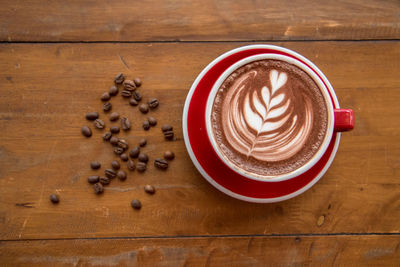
[
  {"xmin": 1, "ymin": 0, "xmax": 399, "ymax": 42},
  {"xmin": 0, "ymin": 235, "xmax": 399, "ymax": 266},
  {"xmin": 0, "ymin": 42, "xmax": 399, "ymax": 240}
]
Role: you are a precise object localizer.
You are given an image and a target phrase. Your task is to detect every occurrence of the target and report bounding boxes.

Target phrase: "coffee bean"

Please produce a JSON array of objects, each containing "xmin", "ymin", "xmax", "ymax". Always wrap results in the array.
[
  {"xmin": 138, "ymin": 103, "xmax": 149, "ymax": 114},
  {"xmin": 154, "ymin": 158, "xmax": 168, "ymax": 170},
  {"xmin": 163, "ymin": 130, "xmax": 174, "ymax": 140},
  {"xmin": 94, "ymin": 119, "xmax": 105, "ymax": 129},
  {"xmin": 90, "ymin": 161, "xmax": 101, "ymax": 169},
  {"xmin": 49, "ymin": 194, "xmax": 59, "ymax": 204},
  {"xmin": 138, "ymin": 153, "xmax": 149, "ymax": 163},
  {"xmin": 103, "ymin": 102, "xmax": 112, "ymax": 112},
  {"xmin": 139, "ymin": 138, "xmax": 147, "ymax": 147},
  {"xmin": 103, "ymin": 132, "xmax": 112, "ymax": 141},
  {"xmin": 93, "ymin": 183, "xmax": 104, "ymax": 194},
  {"xmin": 123, "ymin": 80, "xmax": 137, "ymax": 91},
  {"xmin": 148, "ymin": 117, "xmax": 157, "ymax": 126},
  {"xmin": 121, "ymin": 117, "xmax": 131, "ymax": 131},
  {"xmin": 136, "ymin": 162, "xmax": 147, "ymax": 172},
  {"xmin": 101, "ymin": 92, "xmax": 111, "ymax": 101},
  {"xmin": 129, "ymin": 98, "xmax": 138, "ymax": 106},
  {"xmin": 164, "ymin": 151, "xmax": 175, "ymax": 160},
  {"xmin": 148, "ymin": 98, "xmax": 159, "ymax": 109},
  {"xmin": 99, "ymin": 176, "xmax": 110, "ymax": 185},
  {"xmin": 114, "ymin": 73, "xmax": 125, "ymax": 84},
  {"xmin": 114, "ymin": 147, "xmax": 124, "ymax": 155},
  {"xmin": 117, "ymin": 170, "xmax": 127, "ymax": 181},
  {"xmin": 131, "ymin": 199, "xmax": 141, "ymax": 209},
  {"xmin": 133, "ymin": 91, "xmax": 142, "ymax": 101},
  {"xmin": 105, "ymin": 169, "xmax": 117, "ymax": 179},
  {"xmin": 110, "ymin": 126, "xmax": 120, "ymax": 134},
  {"xmin": 110, "ymin": 136, "xmax": 119, "ymax": 145},
  {"xmin": 109, "ymin": 85, "xmax": 118, "ymax": 96},
  {"xmin": 121, "ymin": 90, "xmax": 132, "ymax": 98},
  {"xmin": 88, "ymin": 175, "xmax": 100, "ymax": 184},
  {"xmin": 85, "ymin": 112, "xmax": 99, "ymax": 120},
  {"xmin": 133, "ymin": 77, "xmax": 142, "ymax": 87},
  {"xmin": 120, "ymin": 153, "xmax": 129, "ymax": 161},
  {"xmin": 129, "ymin": 147, "xmax": 140, "ymax": 158},
  {"xmin": 161, "ymin": 125, "xmax": 172, "ymax": 132},
  {"xmin": 111, "ymin": 160, "xmax": 120, "ymax": 170},
  {"xmin": 81, "ymin": 126, "xmax": 92, "ymax": 137},
  {"xmin": 109, "ymin": 112, "xmax": 120, "ymax": 121},
  {"xmin": 117, "ymin": 139, "xmax": 129, "ymax": 149},
  {"xmin": 127, "ymin": 160, "xmax": 136, "ymax": 171},
  {"xmin": 142, "ymin": 120, "xmax": 150, "ymax": 130},
  {"xmin": 144, "ymin": 185, "xmax": 155, "ymax": 195}
]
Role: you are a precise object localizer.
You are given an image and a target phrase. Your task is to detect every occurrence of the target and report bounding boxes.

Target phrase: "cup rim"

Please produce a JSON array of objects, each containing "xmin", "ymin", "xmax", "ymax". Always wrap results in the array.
[{"xmin": 205, "ymin": 53, "xmax": 335, "ymax": 182}]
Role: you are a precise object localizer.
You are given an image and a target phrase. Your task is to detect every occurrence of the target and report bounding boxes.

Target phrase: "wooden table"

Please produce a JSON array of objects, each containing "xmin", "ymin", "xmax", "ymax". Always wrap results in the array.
[{"xmin": 0, "ymin": 1, "xmax": 399, "ymax": 265}]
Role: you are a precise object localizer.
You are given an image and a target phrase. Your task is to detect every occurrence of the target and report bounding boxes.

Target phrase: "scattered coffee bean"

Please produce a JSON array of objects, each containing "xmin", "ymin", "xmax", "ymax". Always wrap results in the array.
[
  {"xmin": 164, "ymin": 151, "xmax": 175, "ymax": 160},
  {"xmin": 139, "ymin": 138, "xmax": 147, "ymax": 147},
  {"xmin": 133, "ymin": 91, "xmax": 142, "ymax": 101},
  {"xmin": 93, "ymin": 183, "xmax": 104, "ymax": 194},
  {"xmin": 101, "ymin": 92, "xmax": 111, "ymax": 101},
  {"xmin": 136, "ymin": 162, "xmax": 147, "ymax": 172},
  {"xmin": 103, "ymin": 102, "xmax": 112, "ymax": 112},
  {"xmin": 88, "ymin": 175, "xmax": 100, "ymax": 184},
  {"xmin": 148, "ymin": 117, "xmax": 157, "ymax": 126},
  {"xmin": 129, "ymin": 147, "xmax": 140, "ymax": 158},
  {"xmin": 138, "ymin": 153, "xmax": 149, "ymax": 163},
  {"xmin": 123, "ymin": 80, "xmax": 137, "ymax": 91},
  {"xmin": 99, "ymin": 176, "xmax": 110, "ymax": 185},
  {"xmin": 117, "ymin": 139, "xmax": 129, "ymax": 149},
  {"xmin": 111, "ymin": 160, "xmax": 120, "ymax": 170},
  {"xmin": 133, "ymin": 77, "xmax": 142, "ymax": 87},
  {"xmin": 114, "ymin": 147, "xmax": 124, "ymax": 155},
  {"xmin": 114, "ymin": 73, "xmax": 125, "ymax": 84},
  {"xmin": 110, "ymin": 136, "xmax": 119, "ymax": 145},
  {"xmin": 117, "ymin": 170, "xmax": 127, "ymax": 181},
  {"xmin": 161, "ymin": 125, "xmax": 173, "ymax": 132},
  {"xmin": 110, "ymin": 126, "xmax": 120, "ymax": 134},
  {"xmin": 163, "ymin": 130, "xmax": 174, "ymax": 140},
  {"xmin": 121, "ymin": 117, "xmax": 131, "ymax": 130},
  {"xmin": 127, "ymin": 160, "xmax": 136, "ymax": 171},
  {"xmin": 103, "ymin": 132, "xmax": 112, "ymax": 141},
  {"xmin": 109, "ymin": 85, "xmax": 119, "ymax": 96},
  {"xmin": 81, "ymin": 126, "xmax": 92, "ymax": 137},
  {"xmin": 90, "ymin": 161, "xmax": 101, "ymax": 170},
  {"xmin": 154, "ymin": 158, "xmax": 168, "ymax": 170},
  {"xmin": 85, "ymin": 112, "xmax": 99, "ymax": 120},
  {"xmin": 129, "ymin": 98, "xmax": 138, "ymax": 106},
  {"xmin": 120, "ymin": 153, "xmax": 129, "ymax": 161},
  {"xmin": 105, "ymin": 169, "xmax": 117, "ymax": 179},
  {"xmin": 148, "ymin": 98, "xmax": 159, "ymax": 109},
  {"xmin": 94, "ymin": 119, "xmax": 105, "ymax": 129},
  {"xmin": 131, "ymin": 199, "xmax": 142, "ymax": 209},
  {"xmin": 138, "ymin": 103, "xmax": 149, "ymax": 114},
  {"xmin": 121, "ymin": 89, "xmax": 132, "ymax": 98},
  {"xmin": 109, "ymin": 112, "xmax": 120, "ymax": 121},
  {"xmin": 50, "ymin": 194, "xmax": 59, "ymax": 204},
  {"xmin": 142, "ymin": 120, "xmax": 150, "ymax": 130},
  {"xmin": 144, "ymin": 185, "xmax": 155, "ymax": 195}
]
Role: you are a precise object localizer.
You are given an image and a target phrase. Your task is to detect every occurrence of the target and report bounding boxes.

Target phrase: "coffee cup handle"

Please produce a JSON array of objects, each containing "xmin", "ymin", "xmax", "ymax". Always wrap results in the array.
[{"xmin": 334, "ymin": 109, "xmax": 354, "ymax": 132}]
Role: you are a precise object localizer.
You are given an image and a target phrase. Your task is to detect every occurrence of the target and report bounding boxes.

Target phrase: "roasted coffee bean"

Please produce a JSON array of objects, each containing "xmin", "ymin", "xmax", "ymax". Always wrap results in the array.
[
  {"xmin": 133, "ymin": 77, "xmax": 142, "ymax": 87},
  {"xmin": 101, "ymin": 92, "xmax": 111, "ymax": 101},
  {"xmin": 110, "ymin": 126, "xmax": 120, "ymax": 134},
  {"xmin": 164, "ymin": 151, "xmax": 175, "ymax": 160},
  {"xmin": 138, "ymin": 103, "xmax": 149, "ymax": 114},
  {"xmin": 99, "ymin": 176, "xmax": 110, "ymax": 185},
  {"xmin": 93, "ymin": 183, "xmax": 104, "ymax": 194},
  {"xmin": 133, "ymin": 91, "xmax": 142, "ymax": 101},
  {"xmin": 109, "ymin": 85, "xmax": 118, "ymax": 96},
  {"xmin": 114, "ymin": 73, "xmax": 125, "ymax": 84},
  {"xmin": 136, "ymin": 162, "xmax": 147, "ymax": 172},
  {"xmin": 127, "ymin": 160, "xmax": 136, "ymax": 171},
  {"xmin": 129, "ymin": 147, "xmax": 140, "ymax": 158},
  {"xmin": 114, "ymin": 147, "xmax": 124, "ymax": 155},
  {"xmin": 138, "ymin": 153, "xmax": 149, "ymax": 163},
  {"xmin": 142, "ymin": 120, "xmax": 150, "ymax": 130},
  {"xmin": 88, "ymin": 175, "xmax": 100, "ymax": 184},
  {"xmin": 105, "ymin": 169, "xmax": 117, "ymax": 179},
  {"xmin": 123, "ymin": 80, "xmax": 137, "ymax": 91},
  {"xmin": 148, "ymin": 98, "xmax": 159, "ymax": 109},
  {"xmin": 117, "ymin": 170, "xmax": 127, "ymax": 181},
  {"xmin": 131, "ymin": 199, "xmax": 142, "ymax": 209},
  {"xmin": 163, "ymin": 130, "xmax": 174, "ymax": 140},
  {"xmin": 117, "ymin": 139, "xmax": 129, "ymax": 149},
  {"xmin": 120, "ymin": 153, "xmax": 129, "ymax": 161},
  {"xmin": 103, "ymin": 102, "xmax": 112, "ymax": 112},
  {"xmin": 161, "ymin": 125, "xmax": 173, "ymax": 132},
  {"xmin": 121, "ymin": 89, "xmax": 132, "ymax": 98},
  {"xmin": 109, "ymin": 112, "xmax": 120, "ymax": 121},
  {"xmin": 90, "ymin": 161, "xmax": 101, "ymax": 170},
  {"xmin": 85, "ymin": 112, "xmax": 99, "ymax": 120},
  {"xmin": 144, "ymin": 185, "xmax": 155, "ymax": 194},
  {"xmin": 94, "ymin": 119, "xmax": 105, "ymax": 129},
  {"xmin": 103, "ymin": 132, "xmax": 112, "ymax": 141},
  {"xmin": 81, "ymin": 126, "xmax": 92, "ymax": 137},
  {"xmin": 139, "ymin": 138, "xmax": 147, "ymax": 147},
  {"xmin": 148, "ymin": 117, "xmax": 157, "ymax": 126},
  {"xmin": 110, "ymin": 136, "xmax": 119, "ymax": 145},
  {"xmin": 129, "ymin": 98, "xmax": 138, "ymax": 106},
  {"xmin": 111, "ymin": 160, "xmax": 120, "ymax": 170},
  {"xmin": 121, "ymin": 117, "xmax": 131, "ymax": 131},
  {"xmin": 50, "ymin": 194, "xmax": 59, "ymax": 204},
  {"xmin": 154, "ymin": 158, "xmax": 168, "ymax": 170}
]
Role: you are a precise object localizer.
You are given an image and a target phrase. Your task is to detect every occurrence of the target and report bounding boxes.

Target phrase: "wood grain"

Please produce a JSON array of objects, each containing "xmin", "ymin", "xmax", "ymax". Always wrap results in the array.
[
  {"xmin": 0, "ymin": 42, "xmax": 399, "ymax": 240},
  {"xmin": 1, "ymin": 0, "xmax": 399, "ymax": 42}
]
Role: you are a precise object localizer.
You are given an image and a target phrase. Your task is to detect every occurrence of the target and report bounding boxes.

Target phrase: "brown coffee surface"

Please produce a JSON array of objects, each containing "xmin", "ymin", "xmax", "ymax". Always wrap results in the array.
[{"xmin": 211, "ymin": 59, "xmax": 328, "ymax": 177}]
